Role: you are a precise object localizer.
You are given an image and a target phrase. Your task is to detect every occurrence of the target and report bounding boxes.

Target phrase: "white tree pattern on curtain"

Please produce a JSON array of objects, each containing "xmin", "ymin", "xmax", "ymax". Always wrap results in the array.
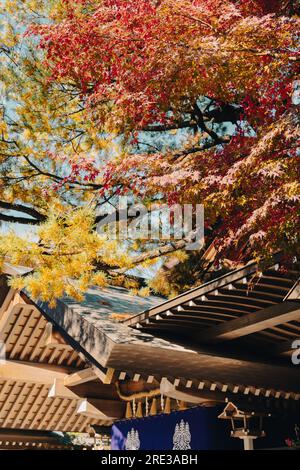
[
  {"xmin": 173, "ymin": 420, "xmax": 192, "ymax": 450},
  {"xmin": 125, "ymin": 428, "xmax": 141, "ymax": 450}
]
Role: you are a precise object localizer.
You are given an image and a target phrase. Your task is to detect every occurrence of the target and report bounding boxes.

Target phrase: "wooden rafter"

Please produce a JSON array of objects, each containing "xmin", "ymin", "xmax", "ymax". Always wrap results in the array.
[
  {"xmin": 64, "ymin": 368, "xmax": 98, "ymax": 387},
  {"xmin": 196, "ymin": 301, "xmax": 300, "ymax": 342},
  {"xmin": 0, "ymin": 361, "xmax": 68, "ymax": 384},
  {"xmin": 123, "ymin": 261, "xmax": 259, "ymax": 326}
]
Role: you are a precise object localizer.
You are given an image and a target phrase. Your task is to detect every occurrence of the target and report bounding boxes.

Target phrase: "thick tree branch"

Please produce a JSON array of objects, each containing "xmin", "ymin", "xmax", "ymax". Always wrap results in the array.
[
  {"xmin": 0, "ymin": 201, "xmax": 46, "ymax": 222},
  {"xmin": 0, "ymin": 213, "xmax": 42, "ymax": 225},
  {"xmin": 141, "ymin": 121, "xmax": 195, "ymax": 132},
  {"xmin": 193, "ymin": 103, "xmax": 225, "ymax": 143},
  {"xmin": 171, "ymin": 138, "xmax": 230, "ymax": 160}
]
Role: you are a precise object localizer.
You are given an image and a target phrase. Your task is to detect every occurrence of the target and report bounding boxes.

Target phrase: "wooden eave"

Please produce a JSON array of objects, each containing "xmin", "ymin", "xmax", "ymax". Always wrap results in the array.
[
  {"xmin": 122, "ymin": 261, "xmax": 300, "ymax": 365},
  {"xmin": 29, "ymin": 269, "xmax": 300, "ymax": 401},
  {"xmin": 1, "ymin": 259, "xmax": 300, "ymax": 431}
]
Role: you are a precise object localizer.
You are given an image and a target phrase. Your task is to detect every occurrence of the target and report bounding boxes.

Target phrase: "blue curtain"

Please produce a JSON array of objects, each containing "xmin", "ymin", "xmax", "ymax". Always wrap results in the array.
[
  {"xmin": 111, "ymin": 405, "xmax": 300, "ymax": 450},
  {"xmin": 111, "ymin": 406, "xmax": 240, "ymax": 450}
]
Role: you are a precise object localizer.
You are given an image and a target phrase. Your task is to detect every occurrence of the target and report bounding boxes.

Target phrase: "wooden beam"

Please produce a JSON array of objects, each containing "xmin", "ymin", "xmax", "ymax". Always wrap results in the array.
[
  {"xmin": 197, "ymin": 301, "xmax": 300, "ymax": 343},
  {"xmin": 64, "ymin": 368, "xmax": 97, "ymax": 387},
  {"xmin": 0, "ymin": 361, "xmax": 68, "ymax": 385}
]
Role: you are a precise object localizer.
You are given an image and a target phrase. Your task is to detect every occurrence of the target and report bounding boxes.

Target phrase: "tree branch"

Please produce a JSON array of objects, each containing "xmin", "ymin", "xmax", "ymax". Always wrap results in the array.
[
  {"xmin": 171, "ymin": 138, "xmax": 230, "ymax": 160},
  {"xmin": 0, "ymin": 213, "xmax": 42, "ymax": 225},
  {"xmin": 109, "ymin": 230, "xmax": 203, "ymax": 275},
  {"xmin": 141, "ymin": 121, "xmax": 194, "ymax": 132},
  {"xmin": 24, "ymin": 156, "xmax": 104, "ymax": 190},
  {"xmin": 193, "ymin": 102, "xmax": 225, "ymax": 143},
  {"xmin": 0, "ymin": 201, "xmax": 46, "ymax": 222}
]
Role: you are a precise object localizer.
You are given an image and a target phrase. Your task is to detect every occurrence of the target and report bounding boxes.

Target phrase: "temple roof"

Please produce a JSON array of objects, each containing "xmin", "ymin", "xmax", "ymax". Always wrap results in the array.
[
  {"xmin": 61, "ymin": 284, "xmax": 161, "ymax": 320},
  {"xmin": 0, "ymin": 259, "xmax": 299, "ymax": 437}
]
